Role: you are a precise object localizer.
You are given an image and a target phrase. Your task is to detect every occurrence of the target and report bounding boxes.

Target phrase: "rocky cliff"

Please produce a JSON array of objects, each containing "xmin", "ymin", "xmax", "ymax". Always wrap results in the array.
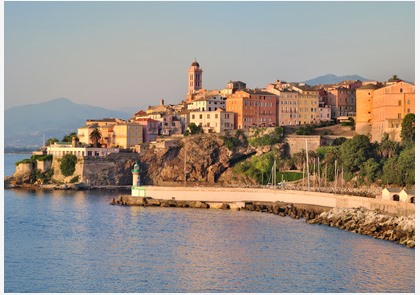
[
  {"xmin": 81, "ymin": 133, "xmax": 257, "ymax": 186},
  {"xmin": 139, "ymin": 133, "xmax": 256, "ymax": 185}
]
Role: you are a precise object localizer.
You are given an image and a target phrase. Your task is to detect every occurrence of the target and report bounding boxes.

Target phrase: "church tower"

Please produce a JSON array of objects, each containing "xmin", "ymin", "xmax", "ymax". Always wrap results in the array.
[{"xmin": 187, "ymin": 59, "xmax": 203, "ymax": 95}]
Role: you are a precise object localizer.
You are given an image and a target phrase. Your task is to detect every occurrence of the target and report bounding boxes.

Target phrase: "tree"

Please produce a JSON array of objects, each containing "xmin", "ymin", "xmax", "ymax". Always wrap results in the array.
[
  {"xmin": 401, "ymin": 113, "xmax": 415, "ymax": 144},
  {"xmin": 291, "ymin": 149, "xmax": 306, "ymax": 170},
  {"xmin": 339, "ymin": 135, "xmax": 374, "ymax": 173},
  {"xmin": 188, "ymin": 123, "xmax": 204, "ymax": 135},
  {"xmin": 60, "ymin": 154, "xmax": 77, "ymax": 177},
  {"xmin": 388, "ymin": 75, "xmax": 401, "ymax": 82},
  {"xmin": 46, "ymin": 138, "xmax": 59, "ymax": 146},
  {"xmin": 89, "ymin": 128, "xmax": 102, "ymax": 147},
  {"xmin": 332, "ymin": 137, "xmax": 347, "ymax": 146},
  {"xmin": 398, "ymin": 145, "xmax": 415, "ymax": 185},
  {"xmin": 62, "ymin": 132, "xmax": 77, "ymax": 142},
  {"xmin": 382, "ymin": 157, "xmax": 402, "ymax": 186},
  {"xmin": 359, "ymin": 158, "xmax": 380, "ymax": 185},
  {"xmin": 377, "ymin": 134, "xmax": 399, "ymax": 158},
  {"xmin": 296, "ymin": 124, "xmax": 315, "ymax": 135}
]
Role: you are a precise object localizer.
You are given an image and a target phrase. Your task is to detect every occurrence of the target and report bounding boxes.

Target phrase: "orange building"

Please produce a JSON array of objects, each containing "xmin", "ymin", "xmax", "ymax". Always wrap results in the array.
[
  {"xmin": 325, "ymin": 86, "xmax": 356, "ymax": 119},
  {"xmin": 355, "ymin": 84, "xmax": 381, "ymax": 136},
  {"xmin": 370, "ymin": 81, "xmax": 415, "ymax": 142},
  {"xmin": 226, "ymin": 89, "xmax": 277, "ymax": 129}
]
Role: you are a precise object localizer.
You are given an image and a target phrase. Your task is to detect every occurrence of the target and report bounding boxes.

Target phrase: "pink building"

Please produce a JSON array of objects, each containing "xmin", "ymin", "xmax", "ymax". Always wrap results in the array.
[
  {"xmin": 135, "ymin": 118, "xmax": 160, "ymax": 143},
  {"xmin": 325, "ymin": 87, "xmax": 356, "ymax": 119},
  {"xmin": 161, "ymin": 114, "xmax": 183, "ymax": 136}
]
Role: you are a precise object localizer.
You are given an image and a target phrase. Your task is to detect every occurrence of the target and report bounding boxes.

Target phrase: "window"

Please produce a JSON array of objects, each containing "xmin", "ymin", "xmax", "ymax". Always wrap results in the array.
[
  {"xmin": 408, "ymin": 100, "xmax": 411, "ymax": 105},
  {"xmin": 407, "ymin": 108, "xmax": 411, "ymax": 113},
  {"xmin": 207, "ymin": 114, "xmax": 210, "ymax": 119},
  {"xmin": 215, "ymin": 114, "xmax": 218, "ymax": 119},
  {"xmin": 398, "ymin": 100, "xmax": 402, "ymax": 106},
  {"xmin": 199, "ymin": 114, "xmax": 203, "ymax": 119},
  {"xmin": 192, "ymin": 115, "xmax": 195, "ymax": 119},
  {"xmin": 398, "ymin": 113, "xmax": 401, "ymax": 119}
]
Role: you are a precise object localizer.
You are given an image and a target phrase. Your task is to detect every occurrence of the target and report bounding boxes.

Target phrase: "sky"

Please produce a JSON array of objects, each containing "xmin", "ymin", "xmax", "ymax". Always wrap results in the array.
[{"xmin": 4, "ymin": 1, "xmax": 415, "ymax": 112}]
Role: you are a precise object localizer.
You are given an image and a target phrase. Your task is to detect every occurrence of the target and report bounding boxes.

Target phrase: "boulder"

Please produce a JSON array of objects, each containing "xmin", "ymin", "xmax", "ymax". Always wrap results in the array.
[{"xmin": 145, "ymin": 198, "xmax": 161, "ymax": 206}]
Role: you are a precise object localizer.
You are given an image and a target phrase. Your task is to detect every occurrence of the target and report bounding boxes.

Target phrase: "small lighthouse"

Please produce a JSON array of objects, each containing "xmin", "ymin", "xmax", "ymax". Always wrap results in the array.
[{"xmin": 131, "ymin": 162, "xmax": 146, "ymax": 197}]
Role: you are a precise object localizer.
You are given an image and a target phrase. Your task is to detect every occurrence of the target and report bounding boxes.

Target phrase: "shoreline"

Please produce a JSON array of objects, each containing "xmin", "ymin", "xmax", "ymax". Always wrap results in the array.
[
  {"xmin": 111, "ymin": 195, "xmax": 415, "ymax": 248},
  {"xmin": 5, "ymin": 183, "xmax": 414, "ymax": 216},
  {"xmin": 6, "ymin": 183, "xmax": 415, "ymax": 248}
]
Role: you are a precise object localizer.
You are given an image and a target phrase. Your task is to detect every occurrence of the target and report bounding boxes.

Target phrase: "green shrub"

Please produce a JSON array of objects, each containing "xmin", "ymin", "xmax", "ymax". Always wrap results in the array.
[
  {"xmin": 222, "ymin": 135, "xmax": 240, "ymax": 151},
  {"xmin": 296, "ymin": 124, "xmax": 315, "ymax": 135},
  {"xmin": 60, "ymin": 154, "xmax": 77, "ymax": 177},
  {"xmin": 278, "ymin": 171, "xmax": 304, "ymax": 182},
  {"xmin": 31, "ymin": 154, "xmax": 53, "ymax": 162},
  {"xmin": 15, "ymin": 158, "xmax": 34, "ymax": 166},
  {"xmin": 69, "ymin": 175, "xmax": 80, "ymax": 183}
]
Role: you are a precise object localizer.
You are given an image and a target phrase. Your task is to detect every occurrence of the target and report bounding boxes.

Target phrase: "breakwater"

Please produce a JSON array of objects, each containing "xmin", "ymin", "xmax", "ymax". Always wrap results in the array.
[
  {"xmin": 308, "ymin": 207, "xmax": 415, "ymax": 248},
  {"xmin": 111, "ymin": 195, "xmax": 415, "ymax": 248}
]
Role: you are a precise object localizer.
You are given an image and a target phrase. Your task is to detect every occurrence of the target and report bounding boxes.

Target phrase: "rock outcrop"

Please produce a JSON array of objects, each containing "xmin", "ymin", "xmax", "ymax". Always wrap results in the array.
[
  {"xmin": 308, "ymin": 207, "xmax": 415, "ymax": 248},
  {"xmin": 137, "ymin": 133, "xmax": 256, "ymax": 186}
]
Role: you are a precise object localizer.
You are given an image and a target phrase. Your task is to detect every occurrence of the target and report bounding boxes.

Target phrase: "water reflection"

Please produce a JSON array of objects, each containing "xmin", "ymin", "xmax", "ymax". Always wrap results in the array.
[{"xmin": 4, "ymin": 189, "xmax": 415, "ymax": 293}]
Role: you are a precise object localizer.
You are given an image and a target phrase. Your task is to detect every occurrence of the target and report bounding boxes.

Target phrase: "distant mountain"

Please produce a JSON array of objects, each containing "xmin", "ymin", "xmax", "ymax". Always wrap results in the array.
[
  {"xmin": 303, "ymin": 74, "xmax": 370, "ymax": 86},
  {"xmin": 5, "ymin": 98, "xmax": 131, "ymax": 148}
]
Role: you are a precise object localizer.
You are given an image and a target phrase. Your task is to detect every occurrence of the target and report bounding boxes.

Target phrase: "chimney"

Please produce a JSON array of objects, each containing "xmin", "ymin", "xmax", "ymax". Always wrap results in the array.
[{"xmin": 160, "ymin": 99, "xmax": 165, "ymax": 106}]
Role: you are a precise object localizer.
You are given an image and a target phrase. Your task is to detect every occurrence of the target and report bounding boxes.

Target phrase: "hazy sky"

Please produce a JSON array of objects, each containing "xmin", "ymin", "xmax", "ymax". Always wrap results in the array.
[{"xmin": 4, "ymin": 1, "xmax": 415, "ymax": 111}]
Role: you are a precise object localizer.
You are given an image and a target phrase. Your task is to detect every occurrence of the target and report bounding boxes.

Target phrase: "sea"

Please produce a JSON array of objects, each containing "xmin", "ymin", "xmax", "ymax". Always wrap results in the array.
[{"xmin": 4, "ymin": 154, "xmax": 415, "ymax": 293}]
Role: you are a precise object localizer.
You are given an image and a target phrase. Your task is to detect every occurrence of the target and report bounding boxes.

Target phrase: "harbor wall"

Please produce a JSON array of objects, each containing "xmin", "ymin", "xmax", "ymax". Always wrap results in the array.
[{"xmin": 143, "ymin": 186, "xmax": 414, "ymax": 216}]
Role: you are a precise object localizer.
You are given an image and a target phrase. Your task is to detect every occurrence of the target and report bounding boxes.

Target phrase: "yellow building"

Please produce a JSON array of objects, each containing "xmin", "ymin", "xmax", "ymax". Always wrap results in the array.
[
  {"xmin": 355, "ymin": 84, "xmax": 380, "ymax": 136},
  {"xmin": 292, "ymin": 85, "xmax": 320, "ymax": 125},
  {"xmin": 77, "ymin": 123, "xmax": 99, "ymax": 146},
  {"xmin": 113, "ymin": 122, "xmax": 143, "ymax": 149}
]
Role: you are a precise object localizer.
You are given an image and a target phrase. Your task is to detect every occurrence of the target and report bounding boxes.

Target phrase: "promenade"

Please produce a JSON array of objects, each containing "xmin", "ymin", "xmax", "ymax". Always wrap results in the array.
[{"xmin": 144, "ymin": 186, "xmax": 415, "ymax": 216}]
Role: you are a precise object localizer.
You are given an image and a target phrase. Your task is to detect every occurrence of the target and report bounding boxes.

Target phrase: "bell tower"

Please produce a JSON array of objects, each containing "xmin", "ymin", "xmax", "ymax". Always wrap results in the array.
[{"xmin": 187, "ymin": 59, "xmax": 203, "ymax": 95}]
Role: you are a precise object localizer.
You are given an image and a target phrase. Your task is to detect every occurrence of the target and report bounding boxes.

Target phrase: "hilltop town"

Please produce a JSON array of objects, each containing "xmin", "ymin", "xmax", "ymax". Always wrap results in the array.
[
  {"xmin": 9, "ymin": 60, "xmax": 415, "ymax": 199},
  {"xmin": 43, "ymin": 60, "xmax": 414, "ymax": 153}
]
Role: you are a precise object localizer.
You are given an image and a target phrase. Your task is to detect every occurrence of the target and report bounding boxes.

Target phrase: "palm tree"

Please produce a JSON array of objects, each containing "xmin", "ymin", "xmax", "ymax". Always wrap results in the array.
[
  {"xmin": 388, "ymin": 75, "xmax": 401, "ymax": 82},
  {"xmin": 89, "ymin": 128, "xmax": 102, "ymax": 148}
]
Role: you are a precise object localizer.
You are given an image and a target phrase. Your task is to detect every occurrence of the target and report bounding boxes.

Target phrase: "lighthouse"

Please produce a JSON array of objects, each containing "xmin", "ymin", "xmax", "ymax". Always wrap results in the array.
[{"xmin": 131, "ymin": 162, "xmax": 146, "ymax": 197}]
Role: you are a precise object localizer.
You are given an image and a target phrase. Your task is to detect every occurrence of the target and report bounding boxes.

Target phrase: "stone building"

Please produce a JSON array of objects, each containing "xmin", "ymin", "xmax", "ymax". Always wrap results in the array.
[
  {"xmin": 370, "ymin": 81, "xmax": 415, "ymax": 142},
  {"xmin": 324, "ymin": 86, "xmax": 356, "ymax": 119},
  {"xmin": 226, "ymin": 89, "xmax": 277, "ymax": 129},
  {"xmin": 113, "ymin": 122, "xmax": 143, "ymax": 149},
  {"xmin": 187, "ymin": 94, "xmax": 227, "ymax": 112},
  {"xmin": 292, "ymin": 85, "xmax": 321, "ymax": 125},
  {"xmin": 355, "ymin": 83, "xmax": 381, "ymax": 136},
  {"xmin": 186, "ymin": 60, "xmax": 203, "ymax": 102},
  {"xmin": 189, "ymin": 108, "xmax": 235, "ymax": 133}
]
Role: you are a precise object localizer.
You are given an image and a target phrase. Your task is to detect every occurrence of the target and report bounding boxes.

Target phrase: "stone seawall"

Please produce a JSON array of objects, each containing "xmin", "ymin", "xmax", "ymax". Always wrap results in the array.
[
  {"xmin": 308, "ymin": 207, "xmax": 415, "ymax": 248},
  {"xmin": 142, "ymin": 186, "xmax": 414, "ymax": 217},
  {"xmin": 111, "ymin": 194, "xmax": 414, "ymax": 248}
]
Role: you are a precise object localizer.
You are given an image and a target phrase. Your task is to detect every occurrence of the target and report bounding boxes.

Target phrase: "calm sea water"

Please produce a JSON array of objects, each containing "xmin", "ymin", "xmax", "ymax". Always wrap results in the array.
[{"xmin": 4, "ymin": 155, "xmax": 415, "ymax": 293}]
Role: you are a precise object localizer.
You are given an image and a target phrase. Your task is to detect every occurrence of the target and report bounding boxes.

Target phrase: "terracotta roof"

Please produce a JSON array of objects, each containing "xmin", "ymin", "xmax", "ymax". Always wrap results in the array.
[
  {"xmin": 241, "ymin": 89, "xmax": 277, "ymax": 96},
  {"xmin": 358, "ymin": 84, "xmax": 381, "ymax": 90},
  {"xmin": 384, "ymin": 188, "xmax": 401, "ymax": 193}
]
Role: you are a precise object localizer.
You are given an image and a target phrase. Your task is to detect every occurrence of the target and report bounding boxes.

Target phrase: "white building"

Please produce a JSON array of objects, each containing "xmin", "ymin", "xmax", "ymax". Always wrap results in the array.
[
  {"xmin": 187, "ymin": 94, "xmax": 227, "ymax": 112},
  {"xmin": 189, "ymin": 109, "xmax": 234, "ymax": 133},
  {"xmin": 47, "ymin": 142, "xmax": 119, "ymax": 158}
]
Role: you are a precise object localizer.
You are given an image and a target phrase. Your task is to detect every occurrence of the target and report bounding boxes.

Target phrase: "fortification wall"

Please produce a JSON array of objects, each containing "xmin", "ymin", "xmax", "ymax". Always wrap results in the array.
[
  {"xmin": 51, "ymin": 157, "xmax": 84, "ymax": 183},
  {"xmin": 284, "ymin": 135, "xmax": 321, "ymax": 155}
]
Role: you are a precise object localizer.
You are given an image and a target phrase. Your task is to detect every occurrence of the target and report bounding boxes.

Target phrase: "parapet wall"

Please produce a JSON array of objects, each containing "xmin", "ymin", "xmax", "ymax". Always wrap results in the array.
[
  {"xmin": 143, "ymin": 186, "xmax": 414, "ymax": 216},
  {"xmin": 284, "ymin": 135, "xmax": 321, "ymax": 155}
]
